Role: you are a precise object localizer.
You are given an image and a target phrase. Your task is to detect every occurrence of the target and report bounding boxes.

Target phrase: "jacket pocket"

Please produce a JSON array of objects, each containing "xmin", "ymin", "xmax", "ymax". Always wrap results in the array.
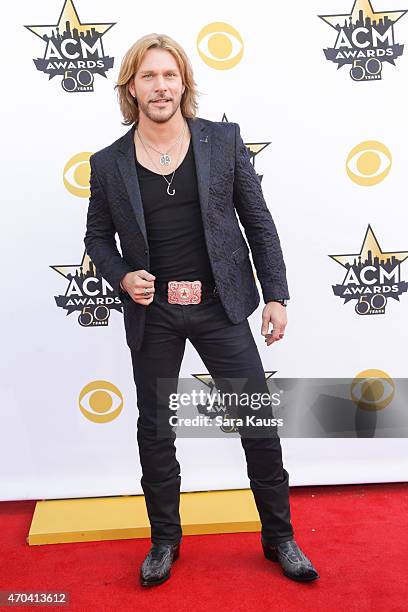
[{"xmin": 231, "ymin": 243, "xmax": 250, "ymax": 263}]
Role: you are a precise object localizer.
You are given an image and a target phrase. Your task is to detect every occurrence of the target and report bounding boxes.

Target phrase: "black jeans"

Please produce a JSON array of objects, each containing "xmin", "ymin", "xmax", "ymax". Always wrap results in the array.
[{"xmin": 130, "ymin": 286, "xmax": 294, "ymax": 546}]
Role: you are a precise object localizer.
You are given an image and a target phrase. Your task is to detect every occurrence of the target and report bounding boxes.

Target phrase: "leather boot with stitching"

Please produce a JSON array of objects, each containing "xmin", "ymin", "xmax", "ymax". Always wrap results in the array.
[
  {"xmin": 262, "ymin": 538, "xmax": 319, "ymax": 582},
  {"xmin": 140, "ymin": 542, "xmax": 180, "ymax": 587}
]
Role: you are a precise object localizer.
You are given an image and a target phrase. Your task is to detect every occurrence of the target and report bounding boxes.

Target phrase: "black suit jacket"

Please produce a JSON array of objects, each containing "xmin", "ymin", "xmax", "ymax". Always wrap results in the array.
[{"xmin": 84, "ymin": 117, "xmax": 290, "ymax": 351}]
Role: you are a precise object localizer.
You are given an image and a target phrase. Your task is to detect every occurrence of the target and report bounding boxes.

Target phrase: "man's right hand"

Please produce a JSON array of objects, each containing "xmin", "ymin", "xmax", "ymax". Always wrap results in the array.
[{"xmin": 120, "ymin": 270, "xmax": 156, "ymax": 305}]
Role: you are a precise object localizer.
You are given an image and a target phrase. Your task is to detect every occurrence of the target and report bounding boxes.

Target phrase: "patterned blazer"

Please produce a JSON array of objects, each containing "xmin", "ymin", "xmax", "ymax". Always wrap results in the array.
[{"xmin": 84, "ymin": 117, "xmax": 289, "ymax": 351}]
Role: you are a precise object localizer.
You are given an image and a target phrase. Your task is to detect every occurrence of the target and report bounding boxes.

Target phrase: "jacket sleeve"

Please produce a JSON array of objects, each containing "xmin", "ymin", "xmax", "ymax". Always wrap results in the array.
[
  {"xmin": 84, "ymin": 155, "xmax": 134, "ymax": 296},
  {"xmin": 232, "ymin": 123, "xmax": 290, "ymax": 303}
]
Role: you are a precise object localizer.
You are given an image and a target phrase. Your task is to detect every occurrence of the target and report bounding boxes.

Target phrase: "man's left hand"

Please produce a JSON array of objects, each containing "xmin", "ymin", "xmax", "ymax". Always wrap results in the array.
[{"xmin": 261, "ymin": 302, "xmax": 287, "ymax": 347}]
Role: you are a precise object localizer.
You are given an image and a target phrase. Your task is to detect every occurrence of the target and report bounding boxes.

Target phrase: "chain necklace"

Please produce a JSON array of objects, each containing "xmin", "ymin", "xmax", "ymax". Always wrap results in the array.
[
  {"xmin": 137, "ymin": 121, "xmax": 185, "ymax": 166},
  {"xmin": 136, "ymin": 121, "xmax": 187, "ymax": 196}
]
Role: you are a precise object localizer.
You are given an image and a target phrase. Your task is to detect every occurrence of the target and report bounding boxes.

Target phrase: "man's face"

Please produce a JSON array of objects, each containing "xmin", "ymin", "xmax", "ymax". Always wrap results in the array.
[{"xmin": 129, "ymin": 48, "xmax": 185, "ymax": 124}]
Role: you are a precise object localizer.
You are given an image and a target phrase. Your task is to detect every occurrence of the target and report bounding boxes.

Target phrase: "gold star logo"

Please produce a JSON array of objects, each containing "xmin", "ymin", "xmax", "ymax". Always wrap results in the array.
[
  {"xmin": 51, "ymin": 250, "xmax": 96, "ymax": 282},
  {"xmin": 319, "ymin": 0, "xmax": 407, "ymax": 30},
  {"xmin": 330, "ymin": 225, "xmax": 408, "ymax": 269},
  {"xmin": 25, "ymin": 0, "xmax": 115, "ymax": 40}
]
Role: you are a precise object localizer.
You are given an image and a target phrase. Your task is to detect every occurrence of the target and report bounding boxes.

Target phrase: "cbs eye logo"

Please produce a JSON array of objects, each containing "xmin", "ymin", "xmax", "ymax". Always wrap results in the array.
[
  {"xmin": 79, "ymin": 380, "xmax": 123, "ymax": 423},
  {"xmin": 346, "ymin": 141, "xmax": 392, "ymax": 186},
  {"xmin": 350, "ymin": 369, "xmax": 395, "ymax": 411},
  {"xmin": 197, "ymin": 22, "xmax": 243, "ymax": 70},
  {"xmin": 63, "ymin": 152, "xmax": 92, "ymax": 197}
]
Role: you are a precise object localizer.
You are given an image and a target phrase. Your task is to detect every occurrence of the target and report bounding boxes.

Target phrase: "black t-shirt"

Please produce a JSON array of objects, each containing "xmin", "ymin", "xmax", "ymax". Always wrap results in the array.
[{"xmin": 135, "ymin": 140, "xmax": 215, "ymax": 283}]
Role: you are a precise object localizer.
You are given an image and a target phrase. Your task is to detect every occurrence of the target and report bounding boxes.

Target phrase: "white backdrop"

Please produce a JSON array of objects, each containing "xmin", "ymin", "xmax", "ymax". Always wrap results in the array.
[{"xmin": 1, "ymin": 0, "xmax": 407, "ymax": 501}]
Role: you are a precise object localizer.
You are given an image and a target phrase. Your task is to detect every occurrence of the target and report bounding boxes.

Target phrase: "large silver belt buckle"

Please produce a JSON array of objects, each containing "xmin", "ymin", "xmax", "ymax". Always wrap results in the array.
[{"xmin": 167, "ymin": 280, "xmax": 202, "ymax": 305}]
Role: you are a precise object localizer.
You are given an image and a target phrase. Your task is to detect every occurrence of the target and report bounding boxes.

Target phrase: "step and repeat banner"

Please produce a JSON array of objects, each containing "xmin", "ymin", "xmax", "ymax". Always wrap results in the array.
[{"xmin": 1, "ymin": 0, "xmax": 408, "ymax": 501}]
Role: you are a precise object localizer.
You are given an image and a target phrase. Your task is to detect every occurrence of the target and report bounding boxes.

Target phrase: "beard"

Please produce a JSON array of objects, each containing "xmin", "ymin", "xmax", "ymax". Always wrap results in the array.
[{"xmin": 138, "ymin": 96, "xmax": 181, "ymax": 124}]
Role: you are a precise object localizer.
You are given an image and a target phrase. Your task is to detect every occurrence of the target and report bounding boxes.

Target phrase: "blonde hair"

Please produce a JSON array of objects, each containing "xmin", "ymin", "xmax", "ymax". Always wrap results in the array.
[{"xmin": 115, "ymin": 33, "xmax": 199, "ymax": 125}]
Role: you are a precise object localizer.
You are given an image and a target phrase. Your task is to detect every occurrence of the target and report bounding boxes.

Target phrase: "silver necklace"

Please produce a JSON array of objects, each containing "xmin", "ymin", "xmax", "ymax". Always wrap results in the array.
[
  {"xmin": 137, "ymin": 123, "xmax": 185, "ymax": 166},
  {"xmin": 136, "ymin": 121, "xmax": 187, "ymax": 196}
]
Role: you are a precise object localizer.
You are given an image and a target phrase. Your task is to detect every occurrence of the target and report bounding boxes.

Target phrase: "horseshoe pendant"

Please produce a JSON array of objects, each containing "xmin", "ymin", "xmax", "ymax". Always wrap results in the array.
[{"xmin": 167, "ymin": 184, "xmax": 175, "ymax": 196}]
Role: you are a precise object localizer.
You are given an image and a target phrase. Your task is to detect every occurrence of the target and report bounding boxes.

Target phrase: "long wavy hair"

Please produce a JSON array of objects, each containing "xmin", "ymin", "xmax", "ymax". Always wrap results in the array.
[{"xmin": 115, "ymin": 33, "xmax": 199, "ymax": 126}]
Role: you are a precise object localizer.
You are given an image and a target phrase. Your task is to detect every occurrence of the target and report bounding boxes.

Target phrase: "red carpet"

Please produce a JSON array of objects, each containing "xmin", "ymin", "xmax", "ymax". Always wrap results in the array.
[{"xmin": 0, "ymin": 483, "xmax": 407, "ymax": 612}]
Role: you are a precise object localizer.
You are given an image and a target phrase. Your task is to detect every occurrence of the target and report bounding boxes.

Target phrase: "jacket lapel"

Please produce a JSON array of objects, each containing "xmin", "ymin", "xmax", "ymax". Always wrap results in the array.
[
  {"xmin": 115, "ymin": 117, "xmax": 211, "ymax": 247},
  {"xmin": 187, "ymin": 117, "xmax": 211, "ymax": 218},
  {"xmin": 116, "ymin": 124, "xmax": 148, "ymax": 247}
]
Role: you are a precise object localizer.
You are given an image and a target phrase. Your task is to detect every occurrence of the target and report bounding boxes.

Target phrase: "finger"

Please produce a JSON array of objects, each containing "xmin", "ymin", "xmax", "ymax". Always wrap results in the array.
[
  {"xmin": 264, "ymin": 331, "xmax": 284, "ymax": 346},
  {"xmin": 129, "ymin": 287, "xmax": 155, "ymax": 300},
  {"xmin": 265, "ymin": 335, "xmax": 281, "ymax": 346},
  {"xmin": 138, "ymin": 278, "xmax": 156, "ymax": 288},
  {"xmin": 273, "ymin": 324, "xmax": 285, "ymax": 337},
  {"xmin": 136, "ymin": 286, "xmax": 155, "ymax": 296},
  {"xmin": 137, "ymin": 269, "xmax": 156, "ymax": 282},
  {"xmin": 133, "ymin": 296, "xmax": 154, "ymax": 305},
  {"xmin": 134, "ymin": 294, "xmax": 154, "ymax": 304},
  {"xmin": 261, "ymin": 316, "xmax": 270, "ymax": 336}
]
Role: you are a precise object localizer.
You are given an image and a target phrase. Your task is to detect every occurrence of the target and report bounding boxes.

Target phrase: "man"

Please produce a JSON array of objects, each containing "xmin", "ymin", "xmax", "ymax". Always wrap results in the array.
[{"xmin": 84, "ymin": 33, "xmax": 319, "ymax": 587}]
